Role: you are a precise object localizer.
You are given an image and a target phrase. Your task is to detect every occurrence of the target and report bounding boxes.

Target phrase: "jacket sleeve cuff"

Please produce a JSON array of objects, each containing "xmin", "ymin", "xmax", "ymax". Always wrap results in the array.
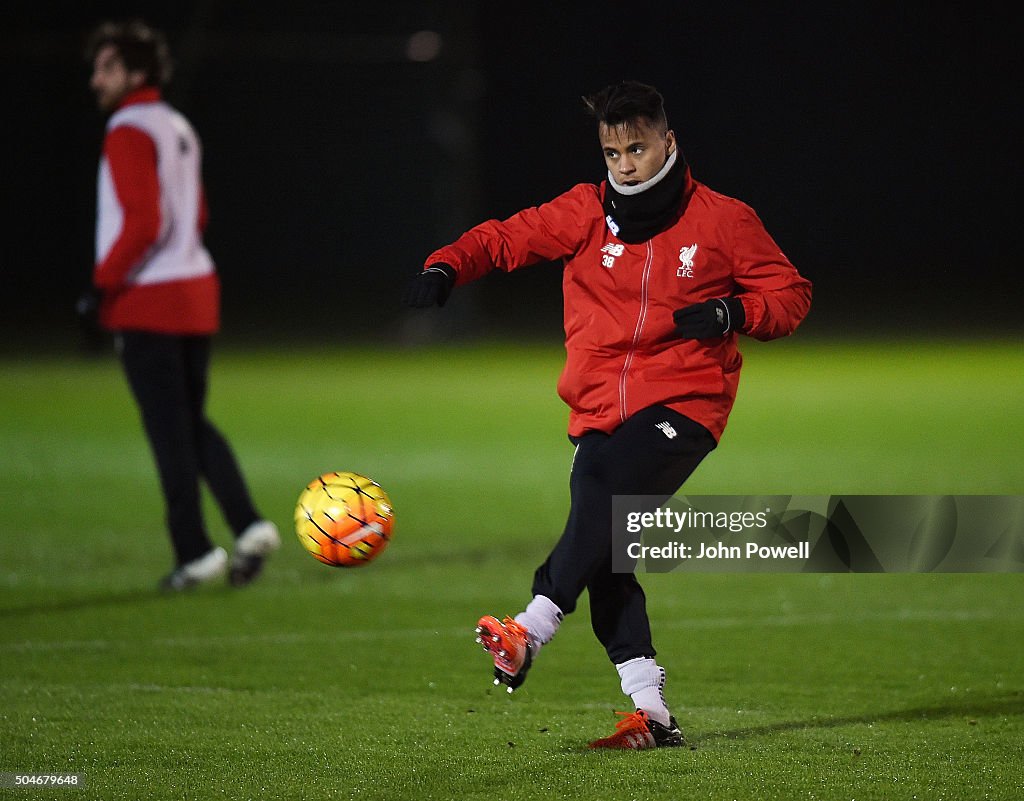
[{"xmin": 723, "ymin": 297, "xmax": 747, "ymax": 334}]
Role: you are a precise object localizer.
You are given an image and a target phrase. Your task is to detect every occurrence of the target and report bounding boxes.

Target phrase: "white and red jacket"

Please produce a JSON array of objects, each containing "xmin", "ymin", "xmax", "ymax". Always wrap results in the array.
[
  {"xmin": 94, "ymin": 86, "xmax": 219, "ymax": 334},
  {"xmin": 425, "ymin": 170, "xmax": 812, "ymax": 440}
]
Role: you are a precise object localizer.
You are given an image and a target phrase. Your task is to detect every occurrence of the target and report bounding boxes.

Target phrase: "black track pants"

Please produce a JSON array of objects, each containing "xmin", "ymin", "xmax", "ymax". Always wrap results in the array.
[
  {"xmin": 531, "ymin": 405, "xmax": 716, "ymax": 664},
  {"xmin": 118, "ymin": 331, "xmax": 259, "ymax": 565}
]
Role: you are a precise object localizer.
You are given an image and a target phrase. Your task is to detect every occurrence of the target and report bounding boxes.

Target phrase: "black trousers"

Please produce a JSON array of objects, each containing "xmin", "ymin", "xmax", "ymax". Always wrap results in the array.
[
  {"xmin": 531, "ymin": 405, "xmax": 716, "ymax": 665},
  {"xmin": 118, "ymin": 331, "xmax": 259, "ymax": 565}
]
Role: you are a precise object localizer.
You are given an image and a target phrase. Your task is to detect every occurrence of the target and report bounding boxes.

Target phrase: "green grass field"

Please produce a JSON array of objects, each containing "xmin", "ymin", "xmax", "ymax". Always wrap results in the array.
[{"xmin": 2, "ymin": 339, "xmax": 1023, "ymax": 800}]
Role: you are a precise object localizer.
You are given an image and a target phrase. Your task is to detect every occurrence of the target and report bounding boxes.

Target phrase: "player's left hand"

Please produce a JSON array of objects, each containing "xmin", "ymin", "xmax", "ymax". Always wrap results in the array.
[{"xmin": 673, "ymin": 297, "xmax": 745, "ymax": 339}]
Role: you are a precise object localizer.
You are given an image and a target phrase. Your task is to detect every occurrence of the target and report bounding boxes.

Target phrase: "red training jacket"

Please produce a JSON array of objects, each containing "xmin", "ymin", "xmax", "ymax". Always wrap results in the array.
[{"xmin": 425, "ymin": 170, "xmax": 812, "ymax": 440}]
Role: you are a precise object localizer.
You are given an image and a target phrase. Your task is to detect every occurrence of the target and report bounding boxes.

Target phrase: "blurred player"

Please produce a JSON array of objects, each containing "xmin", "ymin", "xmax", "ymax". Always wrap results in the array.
[
  {"xmin": 405, "ymin": 81, "xmax": 811, "ymax": 748},
  {"xmin": 80, "ymin": 20, "xmax": 279, "ymax": 591}
]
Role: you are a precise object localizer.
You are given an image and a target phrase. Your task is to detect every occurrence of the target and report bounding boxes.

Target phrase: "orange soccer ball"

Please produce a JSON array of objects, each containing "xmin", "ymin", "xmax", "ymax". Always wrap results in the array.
[{"xmin": 294, "ymin": 471, "xmax": 394, "ymax": 567}]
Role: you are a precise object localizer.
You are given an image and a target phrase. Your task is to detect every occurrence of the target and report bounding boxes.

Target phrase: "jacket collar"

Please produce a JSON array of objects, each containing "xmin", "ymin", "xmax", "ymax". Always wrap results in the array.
[{"xmin": 118, "ymin": 86, "xmax": 162, "ymax": 108}]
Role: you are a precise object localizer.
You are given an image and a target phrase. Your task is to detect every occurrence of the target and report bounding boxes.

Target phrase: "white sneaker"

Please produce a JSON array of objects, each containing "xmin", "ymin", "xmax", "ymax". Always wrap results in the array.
[
  {"xmin": 160, "ymin": 546, "xmax": 228, "ymax": 591},
  {"xmin": 229, "ymin": 520, "xmax": 280, "ymax": 587}
]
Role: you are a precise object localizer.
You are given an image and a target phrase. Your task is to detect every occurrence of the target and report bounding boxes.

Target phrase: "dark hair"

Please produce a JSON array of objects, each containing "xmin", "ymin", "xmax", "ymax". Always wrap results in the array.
[
  {"xmin": 86, "ymin": 19, "xmax": 173, "ymax": 87},
  {"xmin": 583, "ymin": 81, "xmax": 668, "ymax": 134}
]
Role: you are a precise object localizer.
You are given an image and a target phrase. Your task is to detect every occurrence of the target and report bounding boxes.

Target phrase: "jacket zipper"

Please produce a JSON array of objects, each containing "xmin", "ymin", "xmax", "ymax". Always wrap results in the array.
[{"xmin": 618, "ymin": 240, "xmax": 654, "ymax": 423}]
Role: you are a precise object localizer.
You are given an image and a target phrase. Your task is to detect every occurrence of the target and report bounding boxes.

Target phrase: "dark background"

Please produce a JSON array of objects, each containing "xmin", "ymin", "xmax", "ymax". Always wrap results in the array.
[{"xmin": 3, "ymin": 1, "xmax": 1020, "ymax": 348}]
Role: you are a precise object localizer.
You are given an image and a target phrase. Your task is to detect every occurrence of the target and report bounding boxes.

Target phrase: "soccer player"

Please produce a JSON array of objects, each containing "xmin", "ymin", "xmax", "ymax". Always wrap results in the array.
[
  {"xmin": 80, "ymin": 20, "xmax": 280, "ymax": 591},
  {"xmin": 404, "ymin": 81, "xmax": 811, "ymax": 748}
]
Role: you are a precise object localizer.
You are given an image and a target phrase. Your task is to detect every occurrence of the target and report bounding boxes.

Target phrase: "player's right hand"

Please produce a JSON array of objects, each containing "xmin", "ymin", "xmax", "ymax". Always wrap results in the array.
[
  {"xmin": 75, "ymin": 287, "xmax": 102, "ymax": 328},
  {"xmin": 403, "ymin": 263, "xmax": 456, "ymax": 308}
]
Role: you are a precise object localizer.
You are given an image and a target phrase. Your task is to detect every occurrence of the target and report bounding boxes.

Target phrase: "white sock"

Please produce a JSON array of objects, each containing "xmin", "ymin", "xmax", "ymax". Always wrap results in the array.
[
  {"xmin": 513, "ymin": 595, "xmax": 563, "ymax": 656},
  {"xmin": 616, "ymin": 657, "xmax": 671, "ymax": 727}
]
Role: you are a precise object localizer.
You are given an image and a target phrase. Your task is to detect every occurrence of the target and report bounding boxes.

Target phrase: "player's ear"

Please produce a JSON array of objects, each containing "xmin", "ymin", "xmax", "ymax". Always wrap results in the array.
[
  {"xmin": 665, "ymin": 129, "xmax": 677, "ymax": 156},
  {"xmin": 127, "ymin": 69, "xmax": 148, "ymax": 90}
]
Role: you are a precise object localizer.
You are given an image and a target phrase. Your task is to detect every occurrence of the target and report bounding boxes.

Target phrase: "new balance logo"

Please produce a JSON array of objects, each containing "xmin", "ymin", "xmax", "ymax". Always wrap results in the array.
[
  {"xmin": 656, "ymin": 421, "xmax": 678, "ymax": 439},
  {"xmin": 600, "ymin": 242, "xmax": 625, "ymax": 268},
  {"xmin": 677, "ymin": 243, "xmax": 698, "ymax": 277}
]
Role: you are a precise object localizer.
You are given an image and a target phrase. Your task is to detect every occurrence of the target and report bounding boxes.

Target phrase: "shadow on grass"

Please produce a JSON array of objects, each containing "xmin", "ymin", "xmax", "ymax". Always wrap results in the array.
[
  {"xmin": 0, "ymin": 585, "xmax": 234, "ymax": 619},
  {"xmin": 691, "ymin": 693, "xmax": 1024, "ymax": 745}
]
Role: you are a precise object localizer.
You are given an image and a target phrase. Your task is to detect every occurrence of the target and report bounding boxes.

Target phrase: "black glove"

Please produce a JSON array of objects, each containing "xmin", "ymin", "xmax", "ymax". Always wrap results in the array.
[
  {"xmin": 403, "ymin": 263, "xmax": 456, "ymax": 308},
  {"xmin": 673, "ymin": 297, "xmax": 745, "ymax": 339},
  {"xmin": 75, "ymin": 286, "xmax": 105, "ymax": 351},
  {"xmin": 75, "ymin": 287, "xmax": 102, "ymax": 329}
]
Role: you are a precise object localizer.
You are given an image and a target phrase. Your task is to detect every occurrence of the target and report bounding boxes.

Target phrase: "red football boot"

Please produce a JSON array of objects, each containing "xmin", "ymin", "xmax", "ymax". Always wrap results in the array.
[
  {"xmin": 587, "ymin": 710, "xmax": 685, "ymax": 750},
  {"xmin": 474, "ymin": 615, "xmax": 533, "ymax": 693}
]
